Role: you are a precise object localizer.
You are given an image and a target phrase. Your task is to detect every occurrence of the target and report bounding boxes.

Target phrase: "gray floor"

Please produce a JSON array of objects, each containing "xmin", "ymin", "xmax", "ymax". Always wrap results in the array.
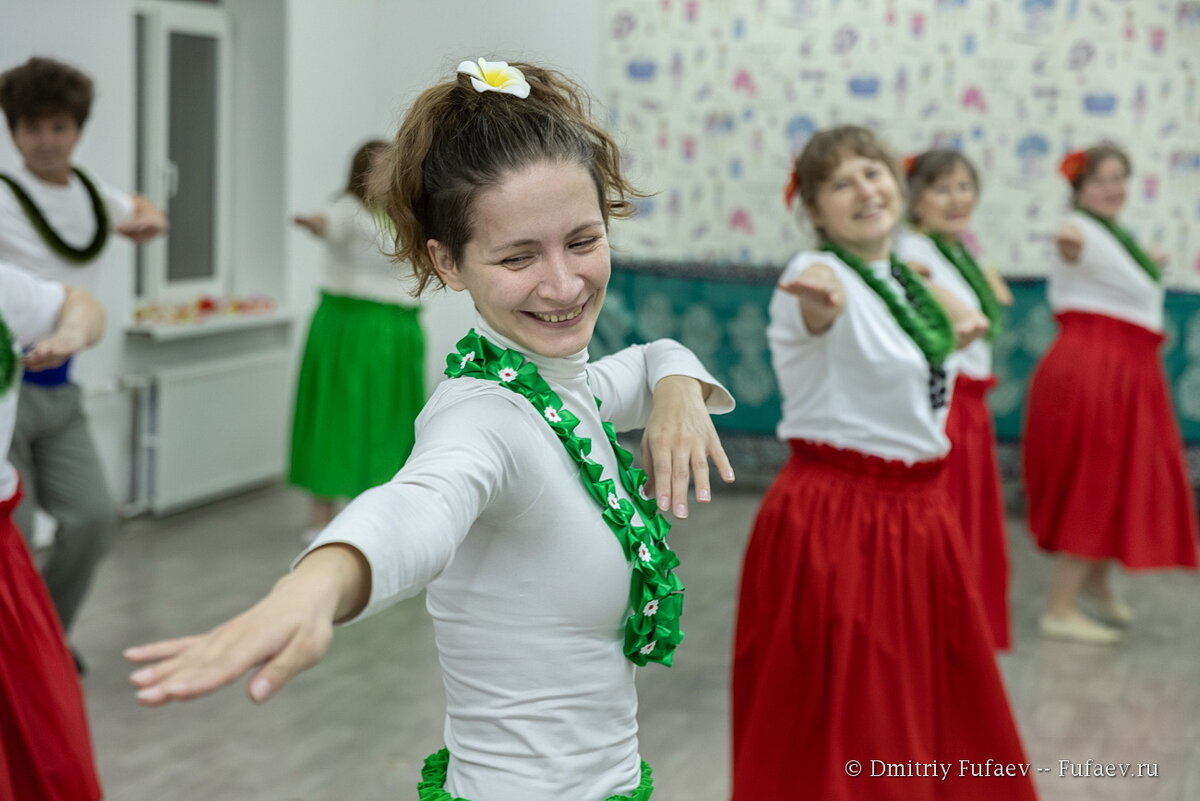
[{"xmin": 73, "ymin": 482, "xmax": 1200, "ymax": 800}]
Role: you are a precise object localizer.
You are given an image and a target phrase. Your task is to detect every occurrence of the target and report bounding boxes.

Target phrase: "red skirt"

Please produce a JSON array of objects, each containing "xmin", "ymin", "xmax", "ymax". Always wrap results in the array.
[
  {"xmin": 943, "ymin": 374, "xmax": 1011, "ymax": 650},
  {"xmin": 731, "ymin": 441, "xmax": 1036, "ymax": 801},
  {"xmin": 1023, "ymin": 312, "xmax": 1199, "ymax": 568},
  {"xmin": 0, "ymin": 487, "xmax": 102, "ymax": 801}
]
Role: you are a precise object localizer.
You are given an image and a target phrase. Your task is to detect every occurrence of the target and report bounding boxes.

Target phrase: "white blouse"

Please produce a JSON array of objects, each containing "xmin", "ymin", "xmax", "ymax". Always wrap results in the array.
[
  {"xmin": 317, "ymin": 195, "xmax": 419, "ymax": 307},
  {"xmin": 769, "ymin": 250, "xmax": 953, "ymax": 464},
  {"xmin": 0, "ymin": 262, "xmax": 65, "ymax": 500},
  {"xmin": 896, "ymin": 230, "xmax": 993, "ymax": 380},
  {"xmin": 1048, "ymin": 209, "xmax": 1163, "ymax": 333},
  {"xmin": 304, "ymin": 318, "xmax": 733, "ymax": 801},
  {"xmin": 0, "ymin": 165, "xmax": 134, "ymax": 294}
]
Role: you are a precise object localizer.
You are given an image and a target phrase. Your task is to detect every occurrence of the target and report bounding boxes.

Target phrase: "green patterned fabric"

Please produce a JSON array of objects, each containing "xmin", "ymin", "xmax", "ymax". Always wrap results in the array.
[{"xmin": 416, "ymin": 749, "xmax": 654, "ymax": 801}]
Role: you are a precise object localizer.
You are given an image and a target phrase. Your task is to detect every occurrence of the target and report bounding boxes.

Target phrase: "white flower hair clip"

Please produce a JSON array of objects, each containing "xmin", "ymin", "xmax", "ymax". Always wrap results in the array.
[{"xmin": 457, "ymin": 58, "xmax": 531, "ymax": 98}]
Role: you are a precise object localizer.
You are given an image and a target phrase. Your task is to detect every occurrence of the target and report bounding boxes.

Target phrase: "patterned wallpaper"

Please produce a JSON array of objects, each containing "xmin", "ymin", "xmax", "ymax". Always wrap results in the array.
[{"xmin": 602, "ymin": 0, "xmax": 1200, "ymax": 289}]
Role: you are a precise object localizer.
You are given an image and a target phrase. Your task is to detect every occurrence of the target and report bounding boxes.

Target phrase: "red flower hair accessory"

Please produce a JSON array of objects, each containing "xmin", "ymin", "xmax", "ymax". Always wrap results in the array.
[
  {"xmin": 902, "ymin": 154, "xmax": 918, "ymax": 177},
  {"xmin": 1059, "ymin": 150, "xmax": 1088, "ymax": 184},
  {"xmin": 784, "ymin": 160, "xmax": 800, "ymax": 208}
]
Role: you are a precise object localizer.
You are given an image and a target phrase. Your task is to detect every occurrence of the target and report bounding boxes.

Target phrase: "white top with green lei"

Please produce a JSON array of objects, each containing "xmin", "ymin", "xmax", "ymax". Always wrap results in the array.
[{"xmin": 304, "ymin": 318, "xmax": 732, "ymax": 801}]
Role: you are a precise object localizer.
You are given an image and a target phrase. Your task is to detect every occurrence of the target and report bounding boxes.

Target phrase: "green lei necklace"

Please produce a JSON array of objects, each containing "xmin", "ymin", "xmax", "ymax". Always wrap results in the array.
[
  {"xmin": 0, "ymin": 168, "xmax": 110, "ymax": 264},
  {"xmin": 821, "ymin": 241, "xmax": 955, "ymax": 409},
  {"xmin": 927, "ymin": 232, "xmax": 1003, "ymax": 340},
  {"xmin": 417, "ymin": 748, "xmax": 654, "ymax": 801},
  {"xmin": 0, "ymin": 313, "xmax": 16, "ymax": 396},
  {"xmin": 1075, "ymin": 206, "xmax": 1161, "ymax": 283},
  {"xmin": 445, "ymin": 330, "xmax": 684, "ymax": 668}
]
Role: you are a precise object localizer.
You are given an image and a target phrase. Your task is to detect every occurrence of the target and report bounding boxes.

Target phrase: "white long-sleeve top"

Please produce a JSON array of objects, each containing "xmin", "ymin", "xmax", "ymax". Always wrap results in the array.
[
  {"xmin": 1048, "ymin": 209, "xmax": 1163, "ymax": 333},
  {"xmin": 304, "ymin": 318, "xmax": 733, "ymax": 801},
  {"xmin": 895, "ymin": 230, "xmax": 993, "ymax": 380},
  {"xmin": 317, "ymin": 195, "xmax": 419, "ymax": 307},
  {"xmin": 0, "ymin": 262, "xmax": 66, "ymax": 500},
  {"xmin": 769, "ymin": 250, "xmax": 954, "ymax": 463}
]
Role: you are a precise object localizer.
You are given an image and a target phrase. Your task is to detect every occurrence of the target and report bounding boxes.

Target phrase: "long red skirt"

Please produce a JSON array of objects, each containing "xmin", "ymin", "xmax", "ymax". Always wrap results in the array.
[
  {"xmin": 732, "ymin": 441, "xmax": 1036, "ymax": 801},
  {"xmin": 1023, "ymin": 312, "xmax": 1199, "ymax": 568},
  {"xmin": 943, "ymin": 374, "xmax": 1011, "ymax": 650},
  {"xmin": 0, "ymin": 487, "xmax": 102, "ymax": 801}
]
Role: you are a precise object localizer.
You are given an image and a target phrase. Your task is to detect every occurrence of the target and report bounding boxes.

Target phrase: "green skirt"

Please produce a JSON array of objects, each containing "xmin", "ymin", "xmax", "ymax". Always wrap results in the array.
[
  {"xmin": 288, "ymin": 291, "xmax": 424, "ymax": 498},
  {"xmin": 416, "ymin": 749, "xmax": 654, "ymax": 801}
]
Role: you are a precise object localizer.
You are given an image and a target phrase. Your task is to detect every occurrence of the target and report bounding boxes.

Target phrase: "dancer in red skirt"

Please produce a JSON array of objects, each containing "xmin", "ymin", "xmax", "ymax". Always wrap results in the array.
[
  {"xmin": 1024, "ymin": 145, "xmax": 1198, "ymax": 645},
  {"xmin": 731, "ymin": 126, "xmax": 1037, "ymax": 801},
  {"xmin": 897, "ymin": 150, "xmax": 1014, "ymax": 650},
  {"xmin": 0, "ymin": 262, "xmax": 105, "ymax": 801}
]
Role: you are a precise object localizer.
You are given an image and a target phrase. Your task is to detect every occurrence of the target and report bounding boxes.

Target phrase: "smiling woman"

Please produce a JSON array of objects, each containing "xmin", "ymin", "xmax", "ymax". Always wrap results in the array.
[
  {"xmin": 428, "ymin": 161, "xmax": 609, "ymax": 358},
  {"xmin": 1023, "ymin": 144, "xmax": 1198, "ymax": 646},
  {"xmin": 730, "ymin": 126, "xmax": 1035, "ymax": 800},
  {"xmin": 897, "ymin": 149, "xmax": 1013, "ymax": 652},
  {"xmin": 126, "ymin": 58, "xmax": 736, "ymax": 801}
]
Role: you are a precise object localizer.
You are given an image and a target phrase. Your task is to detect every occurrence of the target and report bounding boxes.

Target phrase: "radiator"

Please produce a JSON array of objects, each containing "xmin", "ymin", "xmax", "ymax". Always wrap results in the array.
[{"xmin": 134, "ymin": 349, "xmax": 291, "ymax": 514}]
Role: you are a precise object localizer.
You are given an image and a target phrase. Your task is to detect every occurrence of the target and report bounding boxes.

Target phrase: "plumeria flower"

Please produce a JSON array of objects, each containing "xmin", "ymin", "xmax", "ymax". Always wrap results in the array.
[
  {"xmin": 544, "ymin": 407, "xmax": 561, "ymax": 423},
  {"xmin": 636, "ymin": 483, "xmax": 650, "ymax": 502},
  {"xmin": 497, "ymin": 366, "xmax": 519, "ymax": 383},
  {"xmin": 642, "ymin": 599, "xmax": 660, "ymax": 616},
  {"xmin": 637, "ymin": 542, "xmax": 652, "ymax": 562},
  {"xmin": 639, "ymin": 640, "xmax": 657, "ymax": 656},
  {"xmin": 607, "ymin": 492, "xmax": 621, "ymax": 510},
  {"xmin": 457, "ymin": 58, "xmax": 531, "ymax": 98}
]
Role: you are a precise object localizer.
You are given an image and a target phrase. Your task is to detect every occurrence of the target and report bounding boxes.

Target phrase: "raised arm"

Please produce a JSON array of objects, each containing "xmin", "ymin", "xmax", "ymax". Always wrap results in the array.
[
  {"xmin": 1056, "ymin": 223, "xmax": 1084, "ymax": 264},
  {"xmin": 779, "ymin": 262, "xmax": 845, "ymax": 334},
  {"xmin": 115, "ymin": 194, "xmax": 168, "ymax": 243},
  {"xmin": 926, "ymin": 282, "xmax": 990, "ymax": 350},
  {"xmin": 126, "ymin": 543, "xmax": 369, "ymax": 706},
  {"xmin": 589, "ymin": 341, "xmax": 735, "ymax": 518},
  {"xmin": 983, "ymin": 267, "xmax": 1014, "ymax": 307},
  {"xmin": 22, "ymin": 285, "xmax": 105, "ymax": 371},
  {"xmin": 127, "ymin": 390, "xmax": 522, "ymax": 706},
  {"xmin": 292, "ymin": 213, "xmax": 329, "ymax": 239}
]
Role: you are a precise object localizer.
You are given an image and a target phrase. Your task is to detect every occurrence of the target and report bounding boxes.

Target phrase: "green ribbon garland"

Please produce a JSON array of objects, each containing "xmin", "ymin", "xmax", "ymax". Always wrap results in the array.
[
  {"xmin": 1075, "ymin": 207, "xmax": 1162, "ymax": 283},
  {"xmin": 0, "ymin": 168, "xmax": 110, "ymax": 265},
  {"xmin": 928, "ymin": 232, "xmax": 1003, "ymax": 340},
  {"xmin": 820, "ymin": 241, "xmax": 956, "ymax": 368},
  {"xmin": 0, "ymin": 313, "xmax": 16, "ymax": 396},
  {"xmin": 445, "ymin": 330, "xmax": 684, "ymax": 668},
  {"xmin": 416, "ymin": 748, "xmax": 655, "ymax": 801}
]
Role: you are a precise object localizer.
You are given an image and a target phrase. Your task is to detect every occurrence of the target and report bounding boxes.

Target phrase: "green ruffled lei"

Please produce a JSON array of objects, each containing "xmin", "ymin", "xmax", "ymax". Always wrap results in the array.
[
  {"xmin": 417, "ymin": 748, "xmax": 654, "ymax": 801},
  {"xmin": 445, "ymin": 329, "xmax": 685, "ymax": 668}
]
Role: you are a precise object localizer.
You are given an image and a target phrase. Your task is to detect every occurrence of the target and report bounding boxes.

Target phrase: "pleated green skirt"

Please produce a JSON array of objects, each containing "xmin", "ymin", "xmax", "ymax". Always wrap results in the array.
[{"xmin": 288, "ymin": 291, "xmax": 424, "ymax": 498}]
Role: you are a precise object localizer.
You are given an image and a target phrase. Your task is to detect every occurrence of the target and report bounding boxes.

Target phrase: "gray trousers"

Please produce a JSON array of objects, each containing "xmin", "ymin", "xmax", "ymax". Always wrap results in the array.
[{"xmin": 9, "ymin": 381, "xmax": 119, "ymax": 633}]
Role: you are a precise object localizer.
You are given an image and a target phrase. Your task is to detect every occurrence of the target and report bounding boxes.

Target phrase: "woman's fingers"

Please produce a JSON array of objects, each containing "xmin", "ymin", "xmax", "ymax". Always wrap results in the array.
[{"xmin": 124, "ymin": 634, "xmax": 205, "ymax": 665}]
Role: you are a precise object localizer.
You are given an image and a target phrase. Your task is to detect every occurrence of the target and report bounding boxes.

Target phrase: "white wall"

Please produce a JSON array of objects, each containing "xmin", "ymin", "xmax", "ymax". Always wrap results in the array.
[
  {"xmin": 1, "ymin": 0, "xmax": 603, "ymax": 513},
  {"xmin": 228, "ymin": 0, "xmax": 286, "ymax": 299},
  {"xmin": 371, "ymin": 0, "xmax": 604, "ymax": 390}
]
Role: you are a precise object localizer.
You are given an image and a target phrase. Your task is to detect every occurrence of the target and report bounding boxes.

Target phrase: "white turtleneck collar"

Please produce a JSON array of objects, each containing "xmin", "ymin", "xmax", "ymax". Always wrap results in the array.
[{"xmin": 472, "ymin": 315, "xmax": 591, "ymax": 385}]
